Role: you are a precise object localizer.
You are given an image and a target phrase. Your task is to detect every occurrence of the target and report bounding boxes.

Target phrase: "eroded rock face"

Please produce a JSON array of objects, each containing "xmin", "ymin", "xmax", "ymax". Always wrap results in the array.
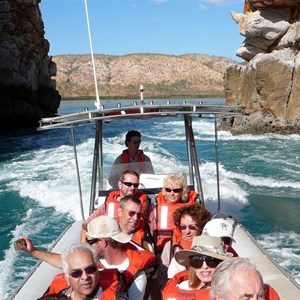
[
  {"xmin": 0, "ymin": 0, "xmax": 61, "ymax": 128},
  {"xmin": 224, "ymin": 0, "xmax": 300, "ymax": 134}
]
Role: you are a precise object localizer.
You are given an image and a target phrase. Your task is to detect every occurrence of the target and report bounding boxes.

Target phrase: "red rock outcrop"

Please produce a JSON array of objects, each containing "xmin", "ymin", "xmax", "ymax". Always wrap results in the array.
[
  {"xmin": 224, "ymin": 0, "xmax": 300, "ymax": 134},
  {"xmin": 0, "ymin": 0, "xmax": 61, "ymax": 128}
]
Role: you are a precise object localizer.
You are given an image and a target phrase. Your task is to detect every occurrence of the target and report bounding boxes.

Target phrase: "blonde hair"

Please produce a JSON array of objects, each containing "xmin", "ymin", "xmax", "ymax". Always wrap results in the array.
[
  {"xmin": 162, "ymin": 173, "xmax": 188, "ymax": 202},
  {"xmin": 188, "ymin": 267, "xmax": 201, "ymax": 288}
]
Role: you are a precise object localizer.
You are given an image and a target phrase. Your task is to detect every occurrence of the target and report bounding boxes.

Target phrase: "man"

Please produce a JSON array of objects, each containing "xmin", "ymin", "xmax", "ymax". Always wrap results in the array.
[
  {"xmin": 80, "ymin": 170, "xmax": 150, "ymax": 243},
  {"xmin": 86, "ymin": 216, "xmax": 157, "ymax": 299},
  {"xmin": 117, "ymin": 195, "xmax": 154, "ymax": 250},
  {"xmin": 109, "ymin": 130, "xmax": 154, "ymax": 187},
  {"xmin": 44, "ymin": 243, "xmax": 122, "ymax": 299},
  {"xmin": 20, "ymin": 216, "xmax": 157, "ymax": 300},
  {"xmin": 210, "ymin": 257, "xmax": 280, "ymax": 300}
]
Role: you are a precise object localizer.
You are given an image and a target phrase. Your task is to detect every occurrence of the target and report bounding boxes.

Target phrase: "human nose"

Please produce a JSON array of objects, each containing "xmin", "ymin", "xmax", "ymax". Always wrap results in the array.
[
  {"xmin": 80, "ymin": 270, "xmax": 90, "ymax": 280},
  {"xmin": 201, "ymin": 261, "xmax": 209, "ymax": 269}
]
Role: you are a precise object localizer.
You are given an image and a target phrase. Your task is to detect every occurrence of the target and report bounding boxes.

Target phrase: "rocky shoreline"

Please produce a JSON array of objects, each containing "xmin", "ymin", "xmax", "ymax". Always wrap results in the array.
[{"xmin": 0, "ymin": 0, "xmax": 299, "ymax": 134}]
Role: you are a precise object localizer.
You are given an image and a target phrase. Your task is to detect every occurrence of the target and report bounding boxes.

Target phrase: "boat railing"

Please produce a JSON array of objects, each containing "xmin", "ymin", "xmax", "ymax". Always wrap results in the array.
[{"xmin": 38, "ymin": 102, "xmax": 248, "ymax": 130}]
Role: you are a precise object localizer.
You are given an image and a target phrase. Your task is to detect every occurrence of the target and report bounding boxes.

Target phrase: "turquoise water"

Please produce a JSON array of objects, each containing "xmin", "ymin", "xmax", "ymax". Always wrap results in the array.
[{"xmin": 0, "ymin": 99, "xmax": 300, "ymax": 298}]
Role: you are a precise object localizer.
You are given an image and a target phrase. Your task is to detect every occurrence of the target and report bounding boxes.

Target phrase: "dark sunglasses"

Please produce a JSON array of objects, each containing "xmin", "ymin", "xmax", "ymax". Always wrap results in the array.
[
  {"xmin": 69, "ymin": 264, "xmax": 98, "ymax": 278},
  {"xmin": 165, "ymin": 187, "xmax": 183, "ymax": 193},
  {"xmin": 122, "ymin": 181, "xmax": 139, "ymax": 188},
  {"xmin": 122, "ymin": 207, "xmax": 143, "ymax": 218},
  {"xmin": 179, "ymin": 224, "xmax": 198, "ymax": 231},
  {"xmin": 189, "ymin": 255, "xmax": 222, "ymax": 269},
  {"xmin": 221, "ymin": 237, "xmax": 232, "ymax": 246},
  {"xmin": 129, "ymin": 139, "xmax": 141, "ymax": 144},
  {"xmin": 86, "ymin": 238, "xmax": 100, "ymax": 245}
]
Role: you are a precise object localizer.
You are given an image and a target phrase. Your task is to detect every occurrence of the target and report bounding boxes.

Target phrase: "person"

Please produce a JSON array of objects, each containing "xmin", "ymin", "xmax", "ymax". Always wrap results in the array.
[
  {"xmin": 161, "ymin": 235, "xmax": 233, "ymax": 300},
  {"xmin": 153, "ymin": 173, "xmax": 200, "ymax": 253},
  {"xmin": 44, "ymin": 243, "xmax": 124, "ymax": 299},
  {"xmin": 86, "ymin": 216, "xmax": 157, "ymax": 300},
  {"xmin": 19, "ymin": 216, "xmax": 157, "ymax": 300},
  {"xmin": 159, "ymin": 204, "xmax": 211, "ymax": 287},
  {"xmin": 80, "ymin": 170, "xmax": 150, "ymax": 243},
  {"xmin": 109, "ymin": 130, "xmax": 154, "ymax": 187},
  {"xmin": 202, "ymin": 218, "xmax": 239, "ymax": 257},
  {"xmin": 117, "ymin": 195, "xmax": 154, "ymax": 250},
  {"xmin": 210, "ymin": 257, "xmax": 281, "ymax": 300}
]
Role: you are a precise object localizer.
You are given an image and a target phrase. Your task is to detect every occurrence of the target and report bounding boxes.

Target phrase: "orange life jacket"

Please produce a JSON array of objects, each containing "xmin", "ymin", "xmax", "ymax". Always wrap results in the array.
[
  {"xmin": 121, "ymin": 149, "xmax": 145, "ymax": 174},
  {"xmin": 172, "ymin": 238, "xmax": 192, "ymax": 253},
  {"xmin": 105, "ymin": 190, "xmax": 149, "ymax": 219},
  {"xmin": 162, "ymin": 271, "xmax": 280, "ymax": 300},
  {"xmin": 44, "ymin": 268, "xmax": 122, "ymax": 299},
  {"xmin": 98, "ymin": 243, "xmax": 158, "ymax": 294},
  {"xmin": 155, "ymin": 190, "xmax": 199, "ymax": 252},
  {"xmin": 264, "ymin": 285, "xmax": 281, "ymax": 300},
  {"xmin": 162, "ymin": 270, "xmax": 210, "ymax": 300}
]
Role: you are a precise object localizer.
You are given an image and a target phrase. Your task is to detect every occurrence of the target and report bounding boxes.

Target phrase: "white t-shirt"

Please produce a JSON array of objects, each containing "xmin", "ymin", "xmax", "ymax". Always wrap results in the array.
[
  {"xmin": 99, "ymin": 257, "xmax": 147, "ymax": 300},
  {"xmin": 167, "ymin": 256, "xmax": 186, "ymax": 278},
  {"xmin": 177, "ymin": 280, "xmax": 192, "ymax": 290}
]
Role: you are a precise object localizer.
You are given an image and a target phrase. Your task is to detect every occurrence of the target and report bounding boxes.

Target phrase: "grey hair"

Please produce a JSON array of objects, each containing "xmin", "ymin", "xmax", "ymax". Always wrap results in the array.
[
  {"xmin": 119, "ymin": 195, "xmax": 142, "ymax": 208},
  {"xmin": 210, "ymin": 257, "xmax": 261, "ymax": 299},
  {"xmin": 61, "ymin": 243, "xmax": 98, "ymax": 278}
]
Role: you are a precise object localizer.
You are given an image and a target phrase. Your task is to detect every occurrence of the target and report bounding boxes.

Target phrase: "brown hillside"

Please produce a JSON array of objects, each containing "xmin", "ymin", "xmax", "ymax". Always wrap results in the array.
[{"xmin": 52, "ymin": 54, "xmax": 238, "ymax": 99}]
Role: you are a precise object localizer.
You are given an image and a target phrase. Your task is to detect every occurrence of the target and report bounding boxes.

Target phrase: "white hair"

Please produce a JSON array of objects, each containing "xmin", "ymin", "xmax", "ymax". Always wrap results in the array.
[
  {"xmin": 61, "ymin": 243, "xmax": 98, "ymax": 278},
  {"xmin": 210, "ymin": 257, "xmax": 262, "ymax": 299}
]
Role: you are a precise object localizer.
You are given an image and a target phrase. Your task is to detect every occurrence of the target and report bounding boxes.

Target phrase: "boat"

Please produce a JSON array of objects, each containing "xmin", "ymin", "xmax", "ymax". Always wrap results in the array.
[{"xmin": 8, "ymin": 100, "xmax": 300, "ymax": 300}]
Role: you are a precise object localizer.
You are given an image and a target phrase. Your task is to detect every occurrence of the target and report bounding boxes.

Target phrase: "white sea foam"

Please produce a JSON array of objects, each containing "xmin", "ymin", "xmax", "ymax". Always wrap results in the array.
[
  {"xmin": 224, "ymin": 169, "xmax": 300, "ymax": 190},
  {"xmin": 257, "ymin": 231, "xmax": 300, "ymax": 285}
]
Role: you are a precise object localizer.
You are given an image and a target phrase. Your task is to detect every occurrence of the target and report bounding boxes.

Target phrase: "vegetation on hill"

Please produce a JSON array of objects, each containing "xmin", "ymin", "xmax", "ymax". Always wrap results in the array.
[{"xmin": 52, "ymin": 54, "xmax": 239, "ymax": 100}]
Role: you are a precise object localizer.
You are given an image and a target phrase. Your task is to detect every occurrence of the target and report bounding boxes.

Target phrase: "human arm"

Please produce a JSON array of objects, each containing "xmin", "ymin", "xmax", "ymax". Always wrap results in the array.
[
  {"xmin": 143, "ymin": 155, "xmax": 154, "ymax": 174},
  {"xmin": 80, "ymin": 204, "xmax": 106, "ymax": 242},
  {"xmin": 18, "ymin": 236, "xmax": 63, "ymax": 269},
  {"xmin": 108, "ymin": 155, "xmax": 123, "ymax": 188}
]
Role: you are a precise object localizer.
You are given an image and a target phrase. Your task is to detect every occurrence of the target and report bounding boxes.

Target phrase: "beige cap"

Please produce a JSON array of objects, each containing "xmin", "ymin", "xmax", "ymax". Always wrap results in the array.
[
  {"xmin": 87, "ymin": 215, "xmax": 131, "ymax": 244},
  {"xmin": 175, "ymin": 235, "xmax": 233, "ymax": 267}
]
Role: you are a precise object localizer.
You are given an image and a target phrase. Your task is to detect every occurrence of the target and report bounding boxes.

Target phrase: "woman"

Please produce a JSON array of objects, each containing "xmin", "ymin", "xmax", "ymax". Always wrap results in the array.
[
  {"xmin": 161, "ymin": 235, "xmax": 233, "ymax": 300},
  {"xmin": 154, "ymin": 173, "xmax": 200, "ymax": 253},
  {"xmin": 159, "ymin": 204, "xmax": 211, "ymax": 287}
]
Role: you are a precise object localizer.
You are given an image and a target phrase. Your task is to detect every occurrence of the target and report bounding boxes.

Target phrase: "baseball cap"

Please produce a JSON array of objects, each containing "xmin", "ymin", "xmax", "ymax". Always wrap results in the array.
[
  {"xmin": 202, "ymin": 218, "xmax": 235, "ymax": 242},
  {"xmin": 87, "ymin": 215, "xmax": 131, "ymax": 243}
]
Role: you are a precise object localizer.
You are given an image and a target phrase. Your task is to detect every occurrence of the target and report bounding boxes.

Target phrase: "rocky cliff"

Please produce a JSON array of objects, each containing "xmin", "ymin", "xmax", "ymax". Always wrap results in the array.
[
  {"xmin": 53, "ymin": 54, "xmax": 235, "ymax": 99},
  {"xmin": 223, "ymin": 0, "xmax": 300, "ymax": 134},
  {"xmin": 0, "ymin": 0, "xmax": 61, "ymax": 128}
]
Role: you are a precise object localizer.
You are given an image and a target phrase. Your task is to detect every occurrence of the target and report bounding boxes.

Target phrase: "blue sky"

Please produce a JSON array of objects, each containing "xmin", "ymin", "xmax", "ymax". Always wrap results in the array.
[{"xmin": 40, "ymin": 0, "xmax": 245, "ymax": 61}]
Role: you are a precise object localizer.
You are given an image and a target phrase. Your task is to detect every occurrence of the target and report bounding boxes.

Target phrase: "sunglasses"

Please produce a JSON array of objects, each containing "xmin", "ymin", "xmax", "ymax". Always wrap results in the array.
[
  {"xmin": 69, "ymin": 264, "xmax": 98, "ymax": 279},
  {"xmin": 86, "ymin": 238, "xmax": 100, "ymax": 245},
  {"xmin": 165, "ymin": 187, "xmax": 183, "ymax": 193},
  {"xmin": 122, "ymin": 207, "xmax": 143, "ymax": 219},
  {"xmin": 221, "ymin": 237, "xmax": 232, "ymax": 246},
  {"xmin": 179, "ymin": 224, "xmax": 198, "ymax": 231},
  {"xmin": 121, "ymin": 181, "xmax": 139, "ymax": 188},
  {"xmin": 189, "ymin": 255, "xmax": 222, "ymax": 269},
  {"xmin": 129, "ymin": 140, "xmax": 141, "ymax": 144}
]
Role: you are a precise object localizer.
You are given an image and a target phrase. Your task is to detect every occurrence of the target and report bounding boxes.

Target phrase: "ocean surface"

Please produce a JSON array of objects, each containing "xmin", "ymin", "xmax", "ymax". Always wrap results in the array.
[{"xmin": 0, "ymin": 99, "xmax": 300, "ymax": 299}]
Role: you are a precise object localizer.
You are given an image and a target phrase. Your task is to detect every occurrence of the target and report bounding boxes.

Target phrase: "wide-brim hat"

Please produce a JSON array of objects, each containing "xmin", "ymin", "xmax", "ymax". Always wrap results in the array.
[
  {"xmin": 175, "ymin": 235, "xmax": 233, "ymax": 267},
  {"xmin": 202, "ymin": 218, "xmax": 236, "ymax": 242},
  {"xmin": 87, "ymin": 215, "xmax": 131, "ymax": 244}
]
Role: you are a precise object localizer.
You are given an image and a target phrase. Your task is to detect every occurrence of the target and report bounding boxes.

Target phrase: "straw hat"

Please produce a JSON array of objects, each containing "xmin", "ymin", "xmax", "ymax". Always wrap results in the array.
[
  {"xmin": 87, "ymin": 215, "xmax": 131, "ymax": 243},
  {"xmin": 175, "ymin": 235, "xmax": 233, "ymax": 267}
]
